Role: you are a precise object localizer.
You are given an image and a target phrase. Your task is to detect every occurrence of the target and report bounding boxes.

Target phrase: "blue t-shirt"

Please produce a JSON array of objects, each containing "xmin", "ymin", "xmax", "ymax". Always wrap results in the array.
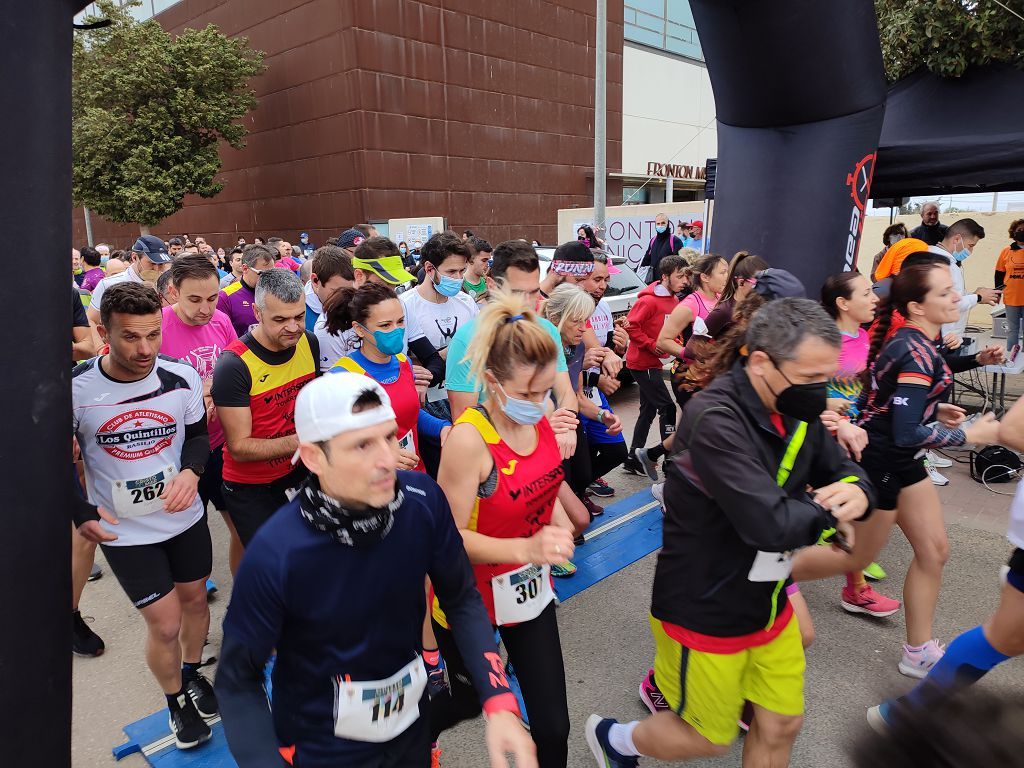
[
  {"xmin": 445, "ymin": 316, "xmax": 568, "ymax": 396},
  {"xmin": 219, "ymin": 471, "xmax": 509, "ymax": 766},
  {"xmin": 581, "ymin": 387, "xmax": 625, "ymax": 445}
]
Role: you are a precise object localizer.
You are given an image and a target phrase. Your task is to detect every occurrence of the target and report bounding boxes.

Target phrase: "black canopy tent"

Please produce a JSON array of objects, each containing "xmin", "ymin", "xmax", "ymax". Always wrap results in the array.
[{"xmin": 871, "ymin": 64, "xmax": 1024, "ymax": 199}]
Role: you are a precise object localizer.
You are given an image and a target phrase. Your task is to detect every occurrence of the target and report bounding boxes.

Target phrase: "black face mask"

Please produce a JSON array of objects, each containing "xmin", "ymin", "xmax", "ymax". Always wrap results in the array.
[
  {"xmin": 763, "ymin": 359, "xmax": 827, "ymax": 423},
  {"xmin": 1014, "ymin": 230, "xmax": 1024, "ymax": 244}
]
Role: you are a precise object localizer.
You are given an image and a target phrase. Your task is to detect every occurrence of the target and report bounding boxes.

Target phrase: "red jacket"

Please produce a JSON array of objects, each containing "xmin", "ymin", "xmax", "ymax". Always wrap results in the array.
[{"xmin": 625, "ymin": 283, "xmax": 678, "ymax": 370}]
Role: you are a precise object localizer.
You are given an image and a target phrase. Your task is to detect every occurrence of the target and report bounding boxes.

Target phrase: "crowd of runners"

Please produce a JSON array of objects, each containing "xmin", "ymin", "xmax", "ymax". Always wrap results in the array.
[{"xmin": 68, "ymin": 218, "xmax": 1024, "ymax": 767}]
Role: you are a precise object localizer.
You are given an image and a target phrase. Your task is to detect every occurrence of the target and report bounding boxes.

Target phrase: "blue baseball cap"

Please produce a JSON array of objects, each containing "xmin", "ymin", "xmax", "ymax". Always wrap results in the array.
[{"xmin": 131, "ymin": 235, "xmax": 172, "ymax": 264}]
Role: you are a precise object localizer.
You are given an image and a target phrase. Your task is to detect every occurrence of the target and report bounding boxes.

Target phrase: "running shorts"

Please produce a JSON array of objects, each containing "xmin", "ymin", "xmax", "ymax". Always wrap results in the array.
[
  {"xmin": 649, "ymin": 613, "xmax": 805, "ymax": 746},
  {"xmin": 101, "ymin": 514, "xmax": 212, "ymax": 609},
  {"xmin": 1009, "ymin": 548, "xmax": 1024, "ymax": 594},
  {"xmin": 197, "ymin": 444, "xmax": 226, "ymax": 512},
  {"xmin": 223, "ymin": 464, "xmax": 307, "ymax": 546},
  {"xmin": 857, "ymin": 447, "xmax": 928, "ymax": 510}
]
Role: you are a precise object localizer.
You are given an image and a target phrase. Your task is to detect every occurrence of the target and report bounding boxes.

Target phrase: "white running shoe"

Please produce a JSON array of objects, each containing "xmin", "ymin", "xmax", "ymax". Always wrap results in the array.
[
  {"xmin": 925, "ymin": 461, "xmax": 949, "ymax": 486},
  {"xmin": 898, "ymin": 639, "xmax": 945, "ymax": 679},
  {"xmin": 652, "ymin": 482, "xmax": 666, "ymax": 513},
  {"xmin": 925, "ymin": 449, "xmax": 952, "ymax": 468}
]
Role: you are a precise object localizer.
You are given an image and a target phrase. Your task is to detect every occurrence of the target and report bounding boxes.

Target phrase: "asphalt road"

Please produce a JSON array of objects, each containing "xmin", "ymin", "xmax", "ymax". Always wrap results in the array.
[{"xmin": 72, "ymin": 381, "xmax": 1024, "ymax": 767}]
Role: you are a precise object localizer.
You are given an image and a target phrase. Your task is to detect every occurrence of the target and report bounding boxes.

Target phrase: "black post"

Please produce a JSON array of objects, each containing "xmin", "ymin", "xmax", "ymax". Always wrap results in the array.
[{"xmin": 0, "ymin": 1, "xmax": 83, "ymax": 764}]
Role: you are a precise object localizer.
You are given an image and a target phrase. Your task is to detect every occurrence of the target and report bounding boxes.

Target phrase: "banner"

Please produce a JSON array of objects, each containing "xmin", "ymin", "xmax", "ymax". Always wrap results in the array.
[{"xmin": 573, "ymin": 214, "xmax": 701, "ymax": 270}]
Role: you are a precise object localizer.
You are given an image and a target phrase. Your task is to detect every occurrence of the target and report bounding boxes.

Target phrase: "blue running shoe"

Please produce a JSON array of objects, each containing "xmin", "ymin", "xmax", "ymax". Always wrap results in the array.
[
  {"xmin": 584, "ymin": 715, "xmax": 639, "ymax": 767},
  {"xmin": 424, "ymin": 655, "xmax": 448, "ymax": 698},
  {"xmin": 866, "ymin": 700, "xmax": 894, "ymax": 734},
  {"xmin": 505, "ymin": 661, "xmax": 530, "ymax": 730}
]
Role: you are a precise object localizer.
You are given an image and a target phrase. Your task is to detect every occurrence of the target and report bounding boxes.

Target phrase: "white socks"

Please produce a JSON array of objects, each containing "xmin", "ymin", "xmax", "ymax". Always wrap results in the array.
[{"xmin": 608, "ymin": 721, "xmax": 641, "ymax": 757}]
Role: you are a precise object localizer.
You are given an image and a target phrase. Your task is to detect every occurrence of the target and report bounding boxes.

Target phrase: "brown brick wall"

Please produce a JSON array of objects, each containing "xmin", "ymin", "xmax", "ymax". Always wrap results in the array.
[{"xmin": 73, "ymin": 0, "xmax": 623, "ymax": 250}]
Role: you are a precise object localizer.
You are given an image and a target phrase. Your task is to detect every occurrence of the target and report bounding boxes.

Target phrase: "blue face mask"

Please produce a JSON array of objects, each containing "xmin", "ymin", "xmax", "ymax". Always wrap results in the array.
[
  {"xmin": 952, "ymin": 241, "xmax": 970, "ymax": 263},
  {"xmin": 433, "ymin": 272, "xmax": 463, "ymax": 298},
  {"xmin": 361, "ymin": 324, "xmax": 405, "ymax": 356},
  {"xmin": 495, "ymin": 381, "xmax": 549, "ymax": 426},
  {"xmin": 656, "ymin": 224, "xmax": 667, "ymax": 234},
  {"xmin": 399, "ymin": 247, "xmax": 407, "ymax": 254}
]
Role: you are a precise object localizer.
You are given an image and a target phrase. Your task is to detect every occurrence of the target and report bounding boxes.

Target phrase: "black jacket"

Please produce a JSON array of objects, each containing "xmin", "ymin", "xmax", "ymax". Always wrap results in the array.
[
  {"xmin": 652, "ymin": 361, "xmax": 877, "ymax": 637},
  {"xmin": 640, "ymin": 232, "xmax": 683, "ymax": 282}
]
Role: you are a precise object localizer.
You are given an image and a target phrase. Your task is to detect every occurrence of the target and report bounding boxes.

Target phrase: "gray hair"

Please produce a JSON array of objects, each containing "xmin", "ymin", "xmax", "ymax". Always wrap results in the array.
[
  {"xmin": 156, "ymin": 269, "xmax": 174, "ymax": 299},
  {"xmin": 242, "ymin": 242, "xmax": 276, "ymax": 268},
  {"xmin": 255, "ymin": 268, "xmax": 304, "ymax": 310},
  {"xmin": 543, "ymin": 283, "xmax": 595, "ymax": 335},
  {"xmin": 745, "ymin": 297, "xmax": 841, "ymax": 362},
  {"xmin": 299, "ymin": 259, "xmax": 313, "ymax": 284}
]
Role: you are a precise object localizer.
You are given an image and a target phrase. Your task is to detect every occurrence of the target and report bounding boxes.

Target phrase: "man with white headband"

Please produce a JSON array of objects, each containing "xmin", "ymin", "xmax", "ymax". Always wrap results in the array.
[{"xmin": 216, "ymin": 372, "xmax": 535, "ymax": 768}]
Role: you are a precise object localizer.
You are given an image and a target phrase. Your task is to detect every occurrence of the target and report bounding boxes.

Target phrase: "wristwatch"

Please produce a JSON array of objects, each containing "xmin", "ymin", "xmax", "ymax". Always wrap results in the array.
[
  {"xmin": 181, "ymin": 463, "xmax": 205, "ymax": 477},
  {"xmin": 597, "ymin": 408, "xmax": 608, "ymax": 423}
]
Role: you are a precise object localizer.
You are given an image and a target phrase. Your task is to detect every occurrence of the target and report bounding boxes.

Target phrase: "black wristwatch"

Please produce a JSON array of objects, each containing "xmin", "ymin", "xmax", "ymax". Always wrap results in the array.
[{"xmin": 182, "ymin": 463, "xmax": 205, "ymax": 477}]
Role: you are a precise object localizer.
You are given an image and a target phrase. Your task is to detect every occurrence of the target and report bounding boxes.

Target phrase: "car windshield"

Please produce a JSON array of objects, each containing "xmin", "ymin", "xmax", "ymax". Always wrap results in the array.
[{"xmin": 605, "ymin": 265, "xmax": 646, "ymax": 297}]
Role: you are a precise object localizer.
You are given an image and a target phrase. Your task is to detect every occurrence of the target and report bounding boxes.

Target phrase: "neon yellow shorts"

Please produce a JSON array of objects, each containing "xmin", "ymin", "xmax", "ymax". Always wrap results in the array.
[{"xmin": 649, "ymin": 614, "xmax": 805, "ymax": 746}]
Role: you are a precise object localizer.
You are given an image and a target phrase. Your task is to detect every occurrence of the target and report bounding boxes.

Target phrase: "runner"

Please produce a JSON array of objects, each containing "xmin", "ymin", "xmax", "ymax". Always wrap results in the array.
[
  {"xmin": 73, "ymin": 282, "xmax": 216, "ymax": 749},
  {"xmin": 159, "ymin": 255, "xmax": 243, "ymax": 574},
  {"xmin": 586, "ymin": 298, "xmax": 875, "ymax": 767},
  {"xmin": 463, "ymin": 236, "xmax": 493, "ymax": 303},
  {"xmin": 622, "ymin": 254, "xmax": 688, "ymax": 476},
  {"xmin": 794, "ymin": 264, "xmax": 1002, "ymax": 678},
  {"xmin": 430, "ymin": 293, "xmax": 574, "ymax": 768},
  {"xmin": 211, "ymin": 269, "xmax": 319, "ymax": 547},
  {"xmin": 220, "ymin": 247, "xmax": 244, "ymax": 288},
  {"xmin": 217, "ymin": 243, "xmax": 278, "ymax": 337},
  {"xmin": 304, "ymin": 245, "xmax": 355, "ymax": 331},
  {"xmin": 215, "ymin": 372, "xmax": 535, "ymax": 768},
  {"xmin": 633, "ymin": 253, "xmax": 728, "ymax": 480},
  {"xmin": 86, "ymin": 235, "xmax": 173, "ymax": 336}
]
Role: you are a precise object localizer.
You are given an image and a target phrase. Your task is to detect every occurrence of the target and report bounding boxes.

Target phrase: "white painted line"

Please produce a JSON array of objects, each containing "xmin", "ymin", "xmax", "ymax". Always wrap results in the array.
[
  {"xmin": 142, "ymin": 715, "xmax": 222, "ymax": 756},
  {"xmin": 582, "ymin": 501, "xmax": 659, "ymax": 543}
]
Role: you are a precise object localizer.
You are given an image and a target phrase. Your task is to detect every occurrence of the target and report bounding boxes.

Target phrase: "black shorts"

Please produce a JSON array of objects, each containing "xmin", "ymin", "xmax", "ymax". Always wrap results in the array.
[
  {"xmin": 197, "ymin": 444, "xmax": 226, "ymax": 512},
  {"xmin": 101, "ymin": 514, "xmax": 212, "ymax": 609},
  {"xmin": 1009, "ymin": 548, "xmax": 1024, "ymax": 594},
  {"xmin": 222, "ymin": 465, "xmax": 308, "ymax": 547},
  {"xmin": 858, "ymin": 447, "xmax": 928, "ymax": 510}
]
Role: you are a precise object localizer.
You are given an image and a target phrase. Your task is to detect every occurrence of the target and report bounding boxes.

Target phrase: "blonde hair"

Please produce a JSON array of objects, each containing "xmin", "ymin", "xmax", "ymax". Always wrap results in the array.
[
  {"xmin": 542, "ymin": 283, "xmax": 595, "ymax": 336},
  {"xmin": 464, "ymin": 290, "xmax": 559, "ymax": 387}
]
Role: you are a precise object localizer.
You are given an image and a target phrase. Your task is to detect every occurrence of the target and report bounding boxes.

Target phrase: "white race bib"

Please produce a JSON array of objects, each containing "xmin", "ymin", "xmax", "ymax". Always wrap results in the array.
[
  {"xmin": 492, "ymin": 564, "xmax": 554, "ymax": 626},
  {"xmin": 747, "ymin": 550, "xmax": 795, "ymax": 582},
  {"xmin": 111, "ymin": 465, "xmax": 176, "ymax": 518},
  {"xmin": 333, "ymin": 656, "xmax": 426, "ymax": 743},
  {"xmin": 584, "ymin": 387, "xmax": 603, "ymax": 409},
  {"xmin": 398, "ymin": 431, "xmax": 415, "ymax": 452}
]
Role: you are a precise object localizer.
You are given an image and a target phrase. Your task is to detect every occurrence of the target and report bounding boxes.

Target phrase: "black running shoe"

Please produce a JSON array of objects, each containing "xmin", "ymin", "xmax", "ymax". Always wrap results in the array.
[
  {"xmin": 72, "ymin": 611, "xmax": 105, "ymax": 657},
  {"xmin": 424, "ymin": 657, "xmax": 448, "ymax": 699},
  {"xmin": 185, "ymin": 672, "xmax": 219, "ymax": 718},
  {"xmin": 87, "ymin": 563, "xmax": 103, "ymax": 582},
  {"xmin": 621, "ymin": 458, "xmax": 646, "ymax": 476},
  {"xmin": 168, "ymin": 694, "xmax": 212, "ymax": 749}
]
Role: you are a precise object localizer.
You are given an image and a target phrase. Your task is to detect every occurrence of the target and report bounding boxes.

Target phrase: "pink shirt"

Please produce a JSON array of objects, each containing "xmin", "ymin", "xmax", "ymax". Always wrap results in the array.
[
  {"xmin": 160, "ymin": 306, "xmax": 238, "ymax": 449},
  {"xmin": 681, "ymin": 291, "xmax": 717, "ymax": 322}
]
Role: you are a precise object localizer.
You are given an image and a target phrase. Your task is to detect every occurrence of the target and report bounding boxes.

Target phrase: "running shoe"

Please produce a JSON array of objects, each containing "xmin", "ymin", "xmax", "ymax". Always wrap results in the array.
[
  {"xmin": 424, "ymin": 656, "xmax": 448, "ymax": 698},
  {"xmin": 186, "ymin": 671, "xmax": 218, "ymax": 718},
  {"xmin": 863, "ymin": 561, "xmax": 887, "ymax": 581},
  {"xmin": 651, "ymin": 482, "xmax": 666, "ymax": 514},
  {"xmin": 552, "ymin": 561, "xmax": 577, "ymax": 578},
  {"xmin": 925, "ymin": 460, "xmax": 949, "ymax": 486},
  {"xmin": 925, "ymin": 449, "xmax": 953, "ymax": 468},
  {"xmin": 841, "ymin": 585, "xmax": 901, "ymax": 618},
  {"xmin": 168, "ymin": 693, "xmax": 212, "ymax": 749},
  {"xmin": 72, "ymin": 610, "xmax": 105, "ymax": 657},
  {"xmin": 584, "ymin": 715, "xmax": 639, "ymax": 768},
  {"xmin": 635, "ymin": 447, "xmax": 660, "ymax": 482},
  {"xmin": 583, "ymin": 495, "xmax": 605, "ymax": 519},
  {"xmin": 506, "ymin": 662, "xmax": 529, "ymax": 730},
  {"xmin": 589, "ymin": 477, "xmax": 615, "ymax": 498},
  {"xmin": 87, "ymin": 563, "xmax": 103, "ymax": 582},
  {"xmin": 621, "ymin": 457, "xmax": 646, "ymax": 477},
  {"xmin": 899, "ymin": 639, "xmax": 945, "ymax": 679},
  {"xmin": 866, "ymin": 701, "xmax": 893, "ymax": 735},
  {"xmin": 638, "ymin": 669, "xmax": 668, "ymax": 714}
]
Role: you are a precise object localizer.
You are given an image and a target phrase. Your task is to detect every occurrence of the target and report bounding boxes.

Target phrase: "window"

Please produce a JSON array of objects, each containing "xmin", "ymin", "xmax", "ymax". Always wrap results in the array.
[
  {"xmin": 74, "ymin": 0, "xmax": 183, "ymax": 25},
  {"xmin": 624, "ymin": 0, "xmax": 703, "ymax": 61}
]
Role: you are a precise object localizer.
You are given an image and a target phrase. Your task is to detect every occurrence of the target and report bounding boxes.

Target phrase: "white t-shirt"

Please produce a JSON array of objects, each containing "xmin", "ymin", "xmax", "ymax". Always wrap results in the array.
[
  {"xmin": 73, "ymin": 356, "xmax": 206, "ymax": 546},
  {"xmin": 400, "ymin": 288, "xmax": 479, "ymax": 352},
  {"xmin": 313, "ymin": 313, "xmax": 360, "ymax": 372},
  {"xmin": 589, "ymin": 299, "xmax": 614, "ymax": 347},
  {"xmin": 1009, "ymin": 480, "xmax": 1024, "ymax": 550},
  {"xmin": 90, "ymin": 267, "xmax": 143, "ymax": 313}
]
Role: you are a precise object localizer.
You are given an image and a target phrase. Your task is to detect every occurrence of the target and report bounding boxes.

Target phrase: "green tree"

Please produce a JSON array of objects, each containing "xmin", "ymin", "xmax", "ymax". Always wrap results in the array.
[
  {"xmin": 876, "ymin": 0, "xmax": 1024, "ymax": 82},
  {"xmin": 73, "ymin": 0, "xmax": 265, "ymax": 232}
]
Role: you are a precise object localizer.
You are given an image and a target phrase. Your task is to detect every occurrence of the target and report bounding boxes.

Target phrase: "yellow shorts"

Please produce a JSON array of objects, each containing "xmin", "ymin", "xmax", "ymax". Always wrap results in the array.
[{"xmin": 649, "ymin": 614, "xmax": 805, "ymax": 746}]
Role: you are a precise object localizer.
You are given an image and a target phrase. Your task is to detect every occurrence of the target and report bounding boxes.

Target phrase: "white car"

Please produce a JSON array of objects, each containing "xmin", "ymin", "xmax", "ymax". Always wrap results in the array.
[{"xmin": 535, "ymin": 247, "xmax": 645, "ymax": 319}]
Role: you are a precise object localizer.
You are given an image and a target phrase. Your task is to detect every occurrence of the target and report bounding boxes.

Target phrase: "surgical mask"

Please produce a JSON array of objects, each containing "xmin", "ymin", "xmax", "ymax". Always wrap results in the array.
[
  {"xmin": 952, "ymin": 238, "xmax": 970, "ymax": 263},
  {"xmin": 495, "ymin": 381, "xmax": 549, "ymax": 426},
  {"xmin": 360, "ymin": 324, "xmax": 405, "ymax": 356},
  {"xmin": 400, "ymin": 246, "xmax": 408, "ymax": 254},
  {"xmin": 140, "ymin": 269, "xmax": 162, "ymax": 283},
  {"xmin": 764, "ymin": 359, "xmax": 827, "ymax": 423},
  {"xmin": 887, "ymin": 234, "xmax": 905, "ymax": 246},
  {"xmin": 656, "ymin": 225, "xmax": 667, "ymax": 234},
  {"xmin": 433, "ymin": 272, "xmax": 463, "ymax": 298},
  {"xmin": 413, "ymin": 243, "xmax": 422, "ymax": 251}
]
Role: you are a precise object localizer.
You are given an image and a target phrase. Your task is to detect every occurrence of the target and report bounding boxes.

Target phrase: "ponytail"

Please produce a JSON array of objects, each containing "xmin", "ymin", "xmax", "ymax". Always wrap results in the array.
[
  {"xmin": 464, "ymin": 290, "xmax": 558, "ymax": 388},
  {"xmin": 860, "ymin": 296, "xmax": 894, "ymax": 392},
  {"xmin": 323, "ymin": 282, "xmax": 397, "ymax": 336}
]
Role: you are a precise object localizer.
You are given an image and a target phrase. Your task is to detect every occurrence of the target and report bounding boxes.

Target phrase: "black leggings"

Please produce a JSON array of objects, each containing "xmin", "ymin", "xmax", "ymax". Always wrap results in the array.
[
  {"xmin": 429, "ymin": 603, "xmax": 569, "ymax": 768},
  {"xmin": 589, "ymin": 440, "xmax": 628, "ymax": 481},
  {"xmin": 629, "ymin": 367, "xmax": 676, "ymax": 452},
  {"xmin": 562, "ymin": 422, "xmax": 591, "ymax": 498}
]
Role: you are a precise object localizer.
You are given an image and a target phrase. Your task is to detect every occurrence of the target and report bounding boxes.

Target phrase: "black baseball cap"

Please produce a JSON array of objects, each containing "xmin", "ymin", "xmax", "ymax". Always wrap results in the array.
[
  {"xmin": 338, "ymin": 228, "xmax": 365, "ymax": 249},
  {"xmin": 131, "ymin": 235, "xmax": 172, "ymax": 264},
  {"xmin": 753, "ymin": 269, "xmax": 805, "ymax": 300}
]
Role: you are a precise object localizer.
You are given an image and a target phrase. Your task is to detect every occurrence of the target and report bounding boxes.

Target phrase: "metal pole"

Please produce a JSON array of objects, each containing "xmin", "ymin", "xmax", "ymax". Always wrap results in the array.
[
  {"xmin": 700, "ymin": 199, "xmax": 710, "ymax": 255},
  {"xmin": 665, "ymin": 176, "xmax": 673, "ymax": 203},
  {"xmin": 83, "ymin": 206, "xmax": 94, "ymax": 246},
  {"xmin": 993, "ymin": 192, "xmax": 1000, "ymax": 212},
  {"xmin": 593, "ymin": 0, "xmax": 607, "ymax": 239}
]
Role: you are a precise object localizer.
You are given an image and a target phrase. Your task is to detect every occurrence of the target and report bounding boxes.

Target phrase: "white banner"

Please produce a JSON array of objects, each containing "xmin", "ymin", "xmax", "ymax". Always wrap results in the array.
[{"xmin": 574, "ymin": 214, "xmax": 701, "ymax": 269}]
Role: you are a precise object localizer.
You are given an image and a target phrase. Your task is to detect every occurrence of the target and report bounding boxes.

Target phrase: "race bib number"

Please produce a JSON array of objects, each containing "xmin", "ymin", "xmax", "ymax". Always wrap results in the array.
[
  {"xmin": 584, "ymin": 387, "xmax": 603, "ymax": 409},
  {"xmin": 492, "ymin": 564, "xmax": 554, "ymax": 626},
  {"xmin": 747, "ymin": 550, "xmax": 794, "ymax": 582},
  {"xmin": 111, "ymin": 465, "xmax": 176, "ymax": 518},
  {"xmin": 398, "ymin": 431, "xmax": 415, "ymax": 452},
  {"xmin": 333, "ymin": 656, "xmax": 426, "ymax": 743}
]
